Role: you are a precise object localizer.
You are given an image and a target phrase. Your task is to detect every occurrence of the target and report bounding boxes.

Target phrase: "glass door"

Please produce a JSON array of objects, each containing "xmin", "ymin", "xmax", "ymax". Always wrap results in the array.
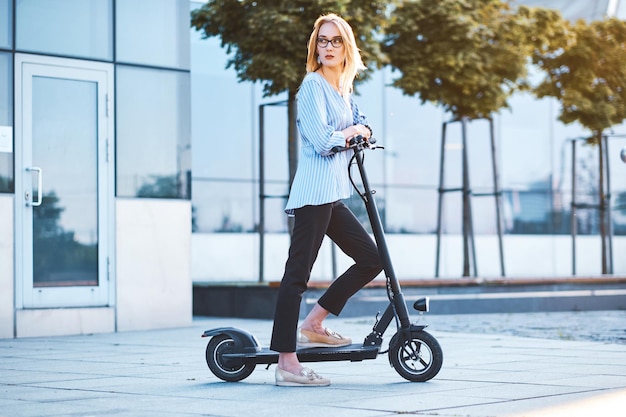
[{"xmin": 15, "ymin": 54, "xmax": 114, "ymax": 308}]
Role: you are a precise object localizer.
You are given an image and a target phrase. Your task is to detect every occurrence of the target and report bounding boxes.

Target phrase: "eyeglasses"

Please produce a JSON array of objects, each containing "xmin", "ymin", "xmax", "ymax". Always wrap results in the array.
[{"xmin": 317, "ymin": 37, "xmax": 343, "ymax": 48}]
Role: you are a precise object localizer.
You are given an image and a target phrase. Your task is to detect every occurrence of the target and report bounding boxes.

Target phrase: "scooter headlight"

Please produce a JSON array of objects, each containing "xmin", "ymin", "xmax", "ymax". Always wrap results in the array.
[{"xmin": 413, "ymin": 297, "xmax": 430, "ymax": 312}]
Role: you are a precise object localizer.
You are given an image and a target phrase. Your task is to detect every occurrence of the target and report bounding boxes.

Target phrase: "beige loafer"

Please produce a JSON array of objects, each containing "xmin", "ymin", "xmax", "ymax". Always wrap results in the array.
[
  {"xmin": 297, "ymin": 328, "xmax": 352, "ymax": 348},
  {"xmin": 275, "ymin": 367, "xmax": 330, "ymax": 386}
]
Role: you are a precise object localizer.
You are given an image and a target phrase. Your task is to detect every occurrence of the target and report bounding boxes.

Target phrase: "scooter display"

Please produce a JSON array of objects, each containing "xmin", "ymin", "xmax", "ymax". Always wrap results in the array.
[{"xmin": 202, "ymin": 136, "xmax": 443, "ymax": 383}]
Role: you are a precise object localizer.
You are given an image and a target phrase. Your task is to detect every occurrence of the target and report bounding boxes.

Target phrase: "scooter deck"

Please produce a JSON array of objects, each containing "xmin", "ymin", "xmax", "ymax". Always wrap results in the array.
[{"xmin": 224, "ymin": 343, "xmax": 381, "ymax": 365}]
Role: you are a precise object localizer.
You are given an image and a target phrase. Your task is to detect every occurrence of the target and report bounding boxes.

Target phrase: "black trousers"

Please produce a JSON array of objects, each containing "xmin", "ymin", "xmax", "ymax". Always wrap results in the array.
[{"xmin": 270, "ymin": 201, "xmax": 383, "ymax": 353}]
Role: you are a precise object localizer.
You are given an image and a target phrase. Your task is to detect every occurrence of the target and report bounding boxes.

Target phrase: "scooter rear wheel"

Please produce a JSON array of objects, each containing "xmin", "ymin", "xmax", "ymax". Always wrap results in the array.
[
  {"xmin": 206, "ymin": 334, "xmax": 256, "ymax": 382},
  {"xmin": 389, "ymin": 330, "xmax": 443, "ymax": 382}
]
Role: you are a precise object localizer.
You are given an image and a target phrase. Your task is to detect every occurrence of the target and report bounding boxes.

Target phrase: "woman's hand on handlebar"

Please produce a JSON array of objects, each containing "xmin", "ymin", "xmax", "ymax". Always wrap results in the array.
[{"xmin": 342, "ymin": 124, "xmax": 371, "ymax": 146}]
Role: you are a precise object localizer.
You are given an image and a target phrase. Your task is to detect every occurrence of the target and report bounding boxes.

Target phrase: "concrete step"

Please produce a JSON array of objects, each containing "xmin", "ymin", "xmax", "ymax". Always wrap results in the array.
[{"xmin": 193, "ymin": 276, "xmax": 626, "ymax": 319}]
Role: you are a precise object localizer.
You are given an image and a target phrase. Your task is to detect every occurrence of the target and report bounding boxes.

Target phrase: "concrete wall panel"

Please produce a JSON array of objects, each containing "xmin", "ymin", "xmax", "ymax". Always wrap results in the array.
[{"xmin": 116, "ymin": 199, "xmax": 192, "ymax": 331}]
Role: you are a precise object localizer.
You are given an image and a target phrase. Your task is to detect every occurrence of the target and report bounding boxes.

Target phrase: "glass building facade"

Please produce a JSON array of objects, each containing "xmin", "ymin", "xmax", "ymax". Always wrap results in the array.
[
  {"xmin": 1, "ymin": 0, "xmax": 192, "ymax": 338},
  {"xmin": 2, "ymin": 1, "xmax": 625, "ymax": 339},
  {"xmin": 0, "ymin": 0, "xmax": 626, "ymax": 312},
  {"xmin": 190, "ymin": 0, "xmax": 626, "ymax": 280},
  {"xmin": 0, "ymin": 0, "xmax": 191, "ymax": 198}
]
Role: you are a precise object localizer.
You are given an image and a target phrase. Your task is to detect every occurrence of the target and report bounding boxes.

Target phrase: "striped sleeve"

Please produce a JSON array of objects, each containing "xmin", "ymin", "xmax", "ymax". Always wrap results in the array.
[
  {"xmin": 296, "ymin": 77, "xmax": 346, "ymax": 155},
  {"xmin": 350, "ymin": 95, "xmax": 368, "ymax": 126}
]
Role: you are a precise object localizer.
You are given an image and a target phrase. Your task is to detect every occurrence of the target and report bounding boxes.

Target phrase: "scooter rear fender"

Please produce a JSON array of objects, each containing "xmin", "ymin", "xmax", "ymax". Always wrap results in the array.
[{"xmin": 201, "ymin": 327, "xmax": 262, "ymax": 354}]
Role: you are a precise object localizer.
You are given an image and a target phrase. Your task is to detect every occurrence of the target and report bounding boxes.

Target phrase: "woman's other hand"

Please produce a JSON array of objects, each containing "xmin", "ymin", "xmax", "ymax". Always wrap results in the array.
[{"xmin": 342, "ymin": 124, "xmax": 371, "ymax": 146}]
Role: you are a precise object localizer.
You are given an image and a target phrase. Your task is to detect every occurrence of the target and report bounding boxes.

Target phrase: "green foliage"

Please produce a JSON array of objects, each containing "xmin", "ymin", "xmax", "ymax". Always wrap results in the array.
[
  {"xmin": 516, "ymin": 5, "xmax": 570, "ymax": 60},
  {"xmin": 191, "ymin": 0, "xmax": 394, "ymax": 97},
  {"xmin": 0, "ymin": 174, "xmax": 12, "ymax": 192},
  {"xmin": 532, "ymin": 17, "xmax": 626, "ymax": 136},
  {"xmin": 33, "ymin": 192, "xmax": 97, "ymax": 284},
  {"xmin": 136, "ymin": 175, "xmax": 180, "ymax": 198},
  {"xmin": 383, "ymin": 0, "xmax": 541, "ymax": 120},
  {"xmin": 33, "ymin": 191, "xmax": 65, "ymax": 238}
]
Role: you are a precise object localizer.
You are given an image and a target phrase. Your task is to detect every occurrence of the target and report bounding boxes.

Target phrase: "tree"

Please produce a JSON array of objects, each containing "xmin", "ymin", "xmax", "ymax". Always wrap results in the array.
[
  {"xmin": 191, "ymin": 1, "xmax": 393, "ymax": 209},
  {"xmin": 532, "ymin": 18, "xmax": 626, "ymax": 135},
  {"xmin": 382, "ymin": 0, "xmax": 547, "ymax": 120},
  {"xmin": 531, "ymin": 17, "xmax": 626, "ymax": 274},
  {"xmin": 382, "ymin": 0, "xmax": 558, "ymax": 277}
]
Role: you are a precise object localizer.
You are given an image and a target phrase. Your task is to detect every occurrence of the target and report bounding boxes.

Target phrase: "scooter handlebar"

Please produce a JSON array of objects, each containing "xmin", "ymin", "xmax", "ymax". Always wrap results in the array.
[{"xmin": 330, "ymin": 135, "xmax": 379, "ymax": 154}]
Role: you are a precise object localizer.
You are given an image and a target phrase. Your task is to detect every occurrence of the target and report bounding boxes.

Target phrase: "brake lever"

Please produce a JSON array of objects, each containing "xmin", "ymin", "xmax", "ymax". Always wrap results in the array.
[{"xmin": 331, "ymin": 135, "xmax": 381, "ymax": 154}]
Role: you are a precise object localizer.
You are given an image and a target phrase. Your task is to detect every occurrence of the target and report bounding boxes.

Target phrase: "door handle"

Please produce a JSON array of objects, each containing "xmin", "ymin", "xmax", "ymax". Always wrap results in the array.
[{"xmin": 25, "ymin": 166, "xmax": 43, "ymax": 207}]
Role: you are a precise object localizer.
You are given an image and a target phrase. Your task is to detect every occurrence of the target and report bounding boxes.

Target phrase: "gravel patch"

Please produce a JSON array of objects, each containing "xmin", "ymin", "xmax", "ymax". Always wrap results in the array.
[{"xmin": 422, "ymin": 310, "xmax": 626, "ymax": 344}]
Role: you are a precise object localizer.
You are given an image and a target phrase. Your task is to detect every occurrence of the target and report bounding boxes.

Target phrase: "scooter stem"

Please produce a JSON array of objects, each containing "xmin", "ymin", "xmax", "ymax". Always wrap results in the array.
[{"xmin": 353, "ymin": 146, "xmax": 411, "ymax": 328}]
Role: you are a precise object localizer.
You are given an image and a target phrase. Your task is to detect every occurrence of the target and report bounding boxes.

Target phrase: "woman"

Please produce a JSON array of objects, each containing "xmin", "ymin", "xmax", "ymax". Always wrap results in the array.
[{"xmin": 270, "ymin": 13, "xmax": 383, "ymax": 387}]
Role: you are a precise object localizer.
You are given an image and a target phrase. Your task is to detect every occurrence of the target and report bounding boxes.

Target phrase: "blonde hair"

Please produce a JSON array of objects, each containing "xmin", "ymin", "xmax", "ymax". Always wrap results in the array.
[{"xmin": 305, "ymin": 13, "xmax": 366, "ymax": 96}]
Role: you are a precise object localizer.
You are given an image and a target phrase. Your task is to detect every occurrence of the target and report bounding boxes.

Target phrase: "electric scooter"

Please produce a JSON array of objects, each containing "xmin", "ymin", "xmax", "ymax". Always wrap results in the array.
[{"xmin": 202, "ymin": 136, "xmax": 443, "ymax": 383}]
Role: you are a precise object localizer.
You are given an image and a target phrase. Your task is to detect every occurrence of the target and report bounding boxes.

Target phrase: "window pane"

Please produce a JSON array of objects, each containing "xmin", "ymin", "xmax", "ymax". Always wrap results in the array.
[
  {"xmin": 192, "ymin": 181, "xmax": 256, "ymax": 232},
  {"xmin": 382, "ymin": 79, "xmax": 442, "ymax": 188},
  {"xmin": 384, "ymin": 187, "xmax": 437, "ymax": 234},
  {"xmin": 260, "ymin": 102, "xmax": 289, "ymax": 182},
  {"xmin": 32, "ymin": 76, "xmax": 98, "ymax": 286},
  {"xmin": 16, "ymin": 0, "xmax": 112, "ymax": 60},
  {"xmin": 0, "ymin": 0, "xmax": 11, "ymax": 48},
  {"xmin": 262, "ymin": 182, "xmax": 290, "ymax": 232},
  {"xmin": 191, "ymin": 33, "xmax": 257, "ymax": 180},
  {"xmin": 116, "ymin": 66, "xmax": 191, "ymax": 199},
  {"xmin": 0, "ymin": 52, "xmax": 12, "ymax": 193},
  {"xmin": 116, "ymin": 0, "xmax": 189, "ymax": 69}
]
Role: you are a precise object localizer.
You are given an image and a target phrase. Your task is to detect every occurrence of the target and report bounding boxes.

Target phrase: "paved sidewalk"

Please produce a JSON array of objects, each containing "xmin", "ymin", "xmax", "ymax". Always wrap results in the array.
[{"xmin": 1, "ymin": 311, "xmax": 625, "ymax": 417}]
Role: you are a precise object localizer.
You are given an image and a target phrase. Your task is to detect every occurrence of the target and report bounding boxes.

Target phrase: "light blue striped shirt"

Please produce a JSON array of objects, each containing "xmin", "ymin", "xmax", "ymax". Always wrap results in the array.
[{"xmin": 285, "ymin": 72, "xmax": 369, "ymax": 215}]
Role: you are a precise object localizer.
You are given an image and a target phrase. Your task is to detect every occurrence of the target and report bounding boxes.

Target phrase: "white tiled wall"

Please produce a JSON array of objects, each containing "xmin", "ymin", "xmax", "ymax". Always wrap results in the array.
[
  {"xmin": 192, "ymin": 232, "xmax": 626, "ymax": 282},
  {"xmin": 0, "ymin": 195, "xmax": 14, "ymax": 338},
  {"xmin": 116, "ymin": 198, "xmax": 192, "ymax": 331},
  {"xmin": 16, "ymin": 307, "xmax": 115, "ymax": 338}
]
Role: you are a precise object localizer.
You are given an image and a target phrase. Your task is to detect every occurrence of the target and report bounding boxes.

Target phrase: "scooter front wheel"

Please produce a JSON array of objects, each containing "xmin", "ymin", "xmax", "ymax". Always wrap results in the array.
[
  {"xmin": 206, "ymin": 334, "xmax": 256, "ymax": 382},
  {"xmin": 389, "ymin": 330, "xmax": 443, "ymax": 382}
]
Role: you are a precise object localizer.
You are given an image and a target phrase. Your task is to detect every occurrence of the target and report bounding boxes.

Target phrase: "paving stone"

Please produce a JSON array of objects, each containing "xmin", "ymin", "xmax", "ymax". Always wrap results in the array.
[{"xmin": 0, "ymin": 313, "xmax": 625, "ymax": 417}]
